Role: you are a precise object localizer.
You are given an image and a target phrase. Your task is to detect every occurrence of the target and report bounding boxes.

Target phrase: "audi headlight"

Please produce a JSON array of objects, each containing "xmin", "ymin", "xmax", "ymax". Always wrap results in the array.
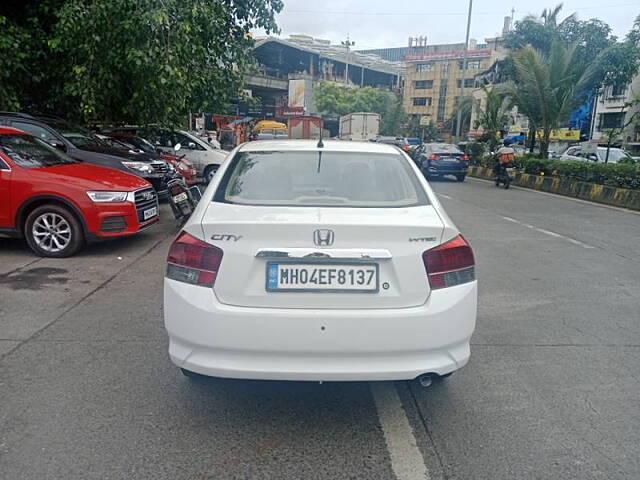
[
  {"xmin": 86, "ymin": 191, "xmax": 130, "ymax": 203},
  {"xmin": 121, "ymin": 161, "xmax": 153, "ymax": 173}
]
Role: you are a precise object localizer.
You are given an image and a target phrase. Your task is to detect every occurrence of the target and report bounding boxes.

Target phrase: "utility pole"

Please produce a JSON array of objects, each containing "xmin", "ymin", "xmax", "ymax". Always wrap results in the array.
[
  {"xmin": 455, "ymin": 0, "xmax": 473, "ymax": 141},
  {"xmin": 341, "ymin": 35, "xmax": 355, "ymax": 84}
]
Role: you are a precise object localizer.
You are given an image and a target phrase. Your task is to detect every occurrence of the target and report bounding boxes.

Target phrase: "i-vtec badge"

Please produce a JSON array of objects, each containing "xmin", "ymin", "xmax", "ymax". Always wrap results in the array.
[
  {"xmin": 409, "ymin": 237, "xmax": 436, "ymax": 242},
  {"xmin": 211, "ymin": 234, "xmax": 242, "ymax": 242}
]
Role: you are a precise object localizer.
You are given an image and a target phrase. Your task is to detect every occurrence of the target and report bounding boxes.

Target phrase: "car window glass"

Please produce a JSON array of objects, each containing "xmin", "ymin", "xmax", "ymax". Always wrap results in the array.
[
  {"xmin": 0, "ymin": 134, "xmax": 77, "ymax": 168},
  {"xmin": 11, "ymin": 122, "xmax": 57, "ymax": 142},
  {"xmin": 0, "ymin": 157, "xmax": 9, "ymax": 170},
  {"xmin": 599, "ymin": 149, "xmax": 628, "ymax": 163},
  {"xmin": 217, "ymin": 151, "xmax": 429, "ymax": 208}
]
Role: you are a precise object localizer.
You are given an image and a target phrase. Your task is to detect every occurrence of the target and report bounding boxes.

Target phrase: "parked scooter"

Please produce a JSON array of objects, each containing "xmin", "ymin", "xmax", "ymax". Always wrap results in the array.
[{"xmin": 167, "ymin": 144, "xmax": 202, "ymax": 226}]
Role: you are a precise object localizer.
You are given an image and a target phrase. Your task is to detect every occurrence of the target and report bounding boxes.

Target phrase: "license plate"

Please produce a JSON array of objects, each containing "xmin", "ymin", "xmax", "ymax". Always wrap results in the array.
[
  {"xmin": 266, "ymin": 263, "xmax": 379, "ymax": 292},
  {"xmin": 441, "ymin": 157, "xmax": 459, "ymax": 162},
  {"xmin": 172, "ymin": 192, "xmax": 188, "ymax": 203},
  {"xmin": 143, "ymin": 206, "xmax": 158, "ymax": 220}
]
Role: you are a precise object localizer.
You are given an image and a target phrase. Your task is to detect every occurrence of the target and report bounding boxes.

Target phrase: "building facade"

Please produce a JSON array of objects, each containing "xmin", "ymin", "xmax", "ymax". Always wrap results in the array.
[
  {"xmin": 590, "ymin": 76, "xmax": 640, "ymax": 155},
  {"xmin": 403, "ymin": 41, "xmax": 505, "ymax": 131}
]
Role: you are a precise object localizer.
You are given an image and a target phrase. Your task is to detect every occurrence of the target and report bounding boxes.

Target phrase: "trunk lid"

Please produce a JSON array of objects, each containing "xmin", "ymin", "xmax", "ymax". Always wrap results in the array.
[{"xmin": 200, "ymin": 203, "xmax": 445, "ymax": 309}]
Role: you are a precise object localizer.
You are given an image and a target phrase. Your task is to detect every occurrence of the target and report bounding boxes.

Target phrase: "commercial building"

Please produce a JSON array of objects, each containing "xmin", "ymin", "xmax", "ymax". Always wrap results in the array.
[
  {"xmin": 590, "ymin": 76, "xmax": 640, "ymax": 155},
  {"xmin": 245, "ymin": 35, "xmax": 402, "ymax": 118},
  {"xmin": 403, "ymin": 39, "xmax": 506, "ymax": 130}
]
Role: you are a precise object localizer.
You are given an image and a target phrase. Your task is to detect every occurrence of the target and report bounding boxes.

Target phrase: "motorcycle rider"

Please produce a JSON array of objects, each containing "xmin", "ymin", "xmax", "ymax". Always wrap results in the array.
[{"xmin": 494, "ymin": 139, "xmax": 515, "ymax": 177}]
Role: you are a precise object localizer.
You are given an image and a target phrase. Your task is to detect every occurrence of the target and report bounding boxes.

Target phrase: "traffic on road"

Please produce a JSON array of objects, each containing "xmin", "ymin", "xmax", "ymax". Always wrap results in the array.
[{"xmin": 2, "ymin": 1, "xmax": 640, "ymax": 479}]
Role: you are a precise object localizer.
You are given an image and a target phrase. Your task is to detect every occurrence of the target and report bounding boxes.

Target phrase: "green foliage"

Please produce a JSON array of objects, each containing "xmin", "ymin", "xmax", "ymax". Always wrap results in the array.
[
  {"xmin": 0, "ymin": 16, "xmax": 29, "ymax": 109},
  {"xmin": 50, "ymin": 0, "xmax": 282, "ymax": 125},
  {"xmin": 314, "ymin": 81, "xmax": 405, "ymax": 135},
  {"xmin": 474, "ymin": 86, "xmax": 512, "ymax": 151},
  {"xmin": 508, "ymin": 43, "xmax": 594, "ymax": 159},
  {"xmin": 1, "ymin": 0, "xmax": 281, "ymax": 124},
  {"xmin": 518, "ymin": 158, "xmax": 640, "ymax": 190},
  {"xmin": 504, "ymin": 5, "xmax": 639, "ymax": 91},
  {"xmin": 463, "ymin": 142, "xmax": 486, "ymax": 165}
]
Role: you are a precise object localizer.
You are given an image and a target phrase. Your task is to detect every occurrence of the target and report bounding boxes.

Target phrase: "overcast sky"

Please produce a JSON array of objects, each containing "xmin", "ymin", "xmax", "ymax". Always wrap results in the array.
[{"xmin": 261, "ymin": 0, "xmax": 639, "ymax": 50}]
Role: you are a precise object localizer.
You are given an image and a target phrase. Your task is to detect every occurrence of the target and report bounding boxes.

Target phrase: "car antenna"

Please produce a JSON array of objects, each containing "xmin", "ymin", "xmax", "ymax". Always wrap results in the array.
[{"xmin": 317, "ymin": 129, "xmax": 324, "ymax": 172}]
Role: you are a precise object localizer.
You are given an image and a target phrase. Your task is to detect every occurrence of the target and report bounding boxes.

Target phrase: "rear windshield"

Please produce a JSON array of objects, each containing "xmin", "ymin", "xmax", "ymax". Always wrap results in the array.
[
  {"xmin": 428, "ymin": 144, "xmax": 462, "ymax": 154},
  {"xmin": 215, "ymin": 150, "xmax": 429, "ymax": 207},
  {"xmin": 0, "ymin": 134, "xmax": 76, "ymax": 168},
  {"xmin": 598, "ymin": 148, "xmax": 631, "ymax": 163}
]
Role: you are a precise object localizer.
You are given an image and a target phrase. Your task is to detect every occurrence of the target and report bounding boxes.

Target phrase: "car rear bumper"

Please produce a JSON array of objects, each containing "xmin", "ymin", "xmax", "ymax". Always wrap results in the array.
[
  {"xmin": 163, "ymin": 279, "xmax": 477, "ymax": 381},
  {"xmin": 423, "ymin": 165, "xmax": 468, "ymax": 176}
]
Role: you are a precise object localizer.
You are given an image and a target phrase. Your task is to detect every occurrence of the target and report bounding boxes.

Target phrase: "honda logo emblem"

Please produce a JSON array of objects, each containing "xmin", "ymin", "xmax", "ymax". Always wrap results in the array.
[{"xmin": 313, "ymin": 229, "xmax": 335, "ymax": 246}]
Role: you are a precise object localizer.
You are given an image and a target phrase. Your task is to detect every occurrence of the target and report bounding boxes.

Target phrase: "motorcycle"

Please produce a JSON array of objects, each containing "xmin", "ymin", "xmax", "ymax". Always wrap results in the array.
[
  {"xmin": 168, "ymin": 143, "xmax": 202, "ymax": 226},
  {"xmin": 494, "ymin": 162, "xmax": 515, "ymax": 189}
]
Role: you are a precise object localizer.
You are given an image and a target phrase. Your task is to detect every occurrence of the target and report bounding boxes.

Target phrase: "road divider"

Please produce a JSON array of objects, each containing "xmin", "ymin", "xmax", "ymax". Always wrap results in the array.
[{"xmin": 468, "ymin": 166, "xmax": 640, "ymax": 211}]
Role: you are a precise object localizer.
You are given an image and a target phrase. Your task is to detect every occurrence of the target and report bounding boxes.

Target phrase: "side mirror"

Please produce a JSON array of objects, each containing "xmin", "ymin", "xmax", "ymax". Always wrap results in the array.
[
  {"xmin": 174, "ymin": 143, "xmax": 182, "ymax": 152},
  {"xmin": 49, "ymin": 139, "xmax": 67, "ymax": 152},
  {"xmin": 187, "ymin": 142, "xmax": 197, "ymax": 150}
]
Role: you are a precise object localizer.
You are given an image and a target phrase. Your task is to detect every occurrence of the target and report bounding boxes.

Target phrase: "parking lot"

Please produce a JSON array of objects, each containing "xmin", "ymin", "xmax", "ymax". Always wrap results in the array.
[{"xmin": 2, "ymin": 180, "xmax": 640, "ymax": 480}]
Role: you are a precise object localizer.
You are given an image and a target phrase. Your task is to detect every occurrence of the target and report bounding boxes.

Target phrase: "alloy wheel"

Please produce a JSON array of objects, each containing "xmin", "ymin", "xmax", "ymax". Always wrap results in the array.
[{"xmin": 32, "ymin": 212, "xmax": 72, "ymax": 253}]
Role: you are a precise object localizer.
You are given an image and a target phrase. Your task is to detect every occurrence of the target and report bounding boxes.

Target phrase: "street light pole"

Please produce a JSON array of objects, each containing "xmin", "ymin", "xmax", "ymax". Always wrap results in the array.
[
  {"xmin": 455, "ymin": 0, "xmax": 474, "ymax": 141},
  {"xmin": 342, "ymin": 36, "xmax": 355, "ymax": 84}
]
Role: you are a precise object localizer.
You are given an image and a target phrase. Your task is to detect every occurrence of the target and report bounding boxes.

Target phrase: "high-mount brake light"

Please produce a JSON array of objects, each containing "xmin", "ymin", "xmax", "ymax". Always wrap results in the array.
[
  {"xmin": 166, "ymin": 232, "xmax": 223, "ymax": 286},
  {"xmin": 422, "ymin": 235, "xmax": 475, "ymax": 289}
]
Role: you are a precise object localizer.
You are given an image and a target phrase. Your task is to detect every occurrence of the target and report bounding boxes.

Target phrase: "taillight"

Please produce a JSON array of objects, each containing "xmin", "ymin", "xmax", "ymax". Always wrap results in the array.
[
  {"xmin": 423, "ymin": 235, "xmax": 475, "ymax": 289},
  {"xmin": 169, "ymin": 184, "xmax": 184, "ymax": 195},
  {"xmin": 166, "ymin": 232, "xmax": 223, "ymax": 286},
  {"xmin": 427, "ymin": 154, "xmax": 439, "ymax": 160},
  {"xmin": 461, "ymin": 154, "xmax": 469, "ymax": 161}
]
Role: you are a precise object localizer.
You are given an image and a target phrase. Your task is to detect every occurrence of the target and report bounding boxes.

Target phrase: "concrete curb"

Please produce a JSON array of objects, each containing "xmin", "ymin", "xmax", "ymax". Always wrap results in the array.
[{"xmin": 468, "ymin": 166, "xmax": 640, "ymax": 211}]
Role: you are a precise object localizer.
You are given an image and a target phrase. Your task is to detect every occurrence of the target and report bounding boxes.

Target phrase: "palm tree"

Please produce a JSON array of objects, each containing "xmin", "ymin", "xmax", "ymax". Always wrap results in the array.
[
  {"xmin": 473, "ymin": 86, "xmax": 512, "ymax": 151},
  {"xmin": 524, "ymin": 3, "xmax": 575, "ymax": 28},
  {"xmin": 509, "ymin": 42, "xmax": 594, "ymax": 158}
]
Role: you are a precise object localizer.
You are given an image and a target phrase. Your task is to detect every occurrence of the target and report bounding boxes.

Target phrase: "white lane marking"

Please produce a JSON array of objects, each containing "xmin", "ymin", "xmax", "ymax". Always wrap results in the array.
[
  {"xmin": 438, "ymin": 194, "xmax": 452, "ymax": 200},
  {"xmin": 466, "ymin": 176, "xmax": 640, "ymax": 216},
  {"xmin": 371, "ymin": 382, "xmax": 430, "ymax": 480},
  {"xmin": 500, "ymin": 216, "xmax": 595, "ymax": 249}
]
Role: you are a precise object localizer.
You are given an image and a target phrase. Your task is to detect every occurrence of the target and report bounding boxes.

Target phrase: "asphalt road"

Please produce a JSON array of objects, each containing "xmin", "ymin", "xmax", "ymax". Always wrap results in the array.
[{"xmin": 1, "ymin": 180, "xmax": 639, "ymax": 480}]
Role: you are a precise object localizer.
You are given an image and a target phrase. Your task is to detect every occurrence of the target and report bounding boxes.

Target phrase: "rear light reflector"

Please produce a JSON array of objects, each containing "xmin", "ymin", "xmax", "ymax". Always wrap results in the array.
[
  {"xmin": 166, "ymin": 231, "xmax": 223, "ymax": 286},
  {"xmin": 461, "ymin": 154, "xmax": 469, "ymax": 161},
  {"xmin": 427, "ymin": 154, "xmax": 439, "ymax": 160},
  {"xmin": 423, "ymin": 235, "xmax": 475, "ymax": 289}
]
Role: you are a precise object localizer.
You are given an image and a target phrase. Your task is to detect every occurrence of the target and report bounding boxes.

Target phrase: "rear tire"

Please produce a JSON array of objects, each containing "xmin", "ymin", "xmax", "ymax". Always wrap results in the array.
[
  {"xmin": 24, "ymin": 204, "xmax": 84, "ymax": 258},
  {"xmin": 456, "ymin": 174, "xmax": 466, "ymax": 182}
]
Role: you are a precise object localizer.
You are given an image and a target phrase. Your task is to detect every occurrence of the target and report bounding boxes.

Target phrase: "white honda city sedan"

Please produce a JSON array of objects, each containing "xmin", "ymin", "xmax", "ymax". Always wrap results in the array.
[{"xmin": 163, "ymin": 140, "xmax": 477, "ymax": 381}]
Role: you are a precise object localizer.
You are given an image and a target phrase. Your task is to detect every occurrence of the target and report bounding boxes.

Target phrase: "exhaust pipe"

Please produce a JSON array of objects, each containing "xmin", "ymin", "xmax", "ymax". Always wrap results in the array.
[{"xmin": 417, "ymin": 373, "xmax": 437, "ymax": 388}]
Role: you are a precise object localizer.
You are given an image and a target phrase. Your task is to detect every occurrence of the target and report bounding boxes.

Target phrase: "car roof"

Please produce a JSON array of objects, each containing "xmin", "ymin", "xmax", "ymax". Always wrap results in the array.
[
  {"xmin": 237, "ymin": 139, "xmax": 401, "ymax": 154},
  {"xmin": 0, "ymin": 126, "xmax": 30, "ymax": 135}
]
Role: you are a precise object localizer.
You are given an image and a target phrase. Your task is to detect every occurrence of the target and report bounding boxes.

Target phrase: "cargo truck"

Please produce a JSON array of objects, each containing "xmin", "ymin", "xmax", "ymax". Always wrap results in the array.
[{"xmin": 339, "ymin": 112, "xmax": 381, "ymax": 141}]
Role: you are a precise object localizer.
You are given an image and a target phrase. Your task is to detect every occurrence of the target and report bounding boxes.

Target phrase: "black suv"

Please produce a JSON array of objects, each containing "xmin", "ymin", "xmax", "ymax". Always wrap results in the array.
[{"xmin": 0, "ymin": 112, "xmax": 171, "ymax": 198}]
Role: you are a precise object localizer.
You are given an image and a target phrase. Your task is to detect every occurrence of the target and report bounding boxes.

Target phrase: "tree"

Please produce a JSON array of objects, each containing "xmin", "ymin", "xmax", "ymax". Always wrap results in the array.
[
  {"xmin": 314, "ymin": 81, "xmax": 405, "ymax": 135},
  {"xmin": 510, "ymin": 43, "xmax": 594, "ymax": 159},
  {"xmin": 472, "ymin": 86, "xmax": 512, "ymax": 151},
  {"xmin": 46, "ymin": 0, "xmax": 282, "ymax": 125}
]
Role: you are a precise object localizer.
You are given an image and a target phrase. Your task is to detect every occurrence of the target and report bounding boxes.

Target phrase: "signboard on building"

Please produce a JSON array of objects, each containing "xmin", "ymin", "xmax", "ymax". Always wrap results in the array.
[
  {"xmin": 535, "ymin": 128, "xmax": 581, "ymax": 141},
  {"xmin": 405, "ymin": 49, "xmax": 492, "ymax": 62},
  {"xmin": 278, "ymin": 106, "xmax": 305, "ymax": 117},
  {"xmin": 289, "ymin": 79, "xmax": 306, "ymax": 108},
  {"xmin": 420, "ymin": 116, "xmax": 431, "ymax": 126}
]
